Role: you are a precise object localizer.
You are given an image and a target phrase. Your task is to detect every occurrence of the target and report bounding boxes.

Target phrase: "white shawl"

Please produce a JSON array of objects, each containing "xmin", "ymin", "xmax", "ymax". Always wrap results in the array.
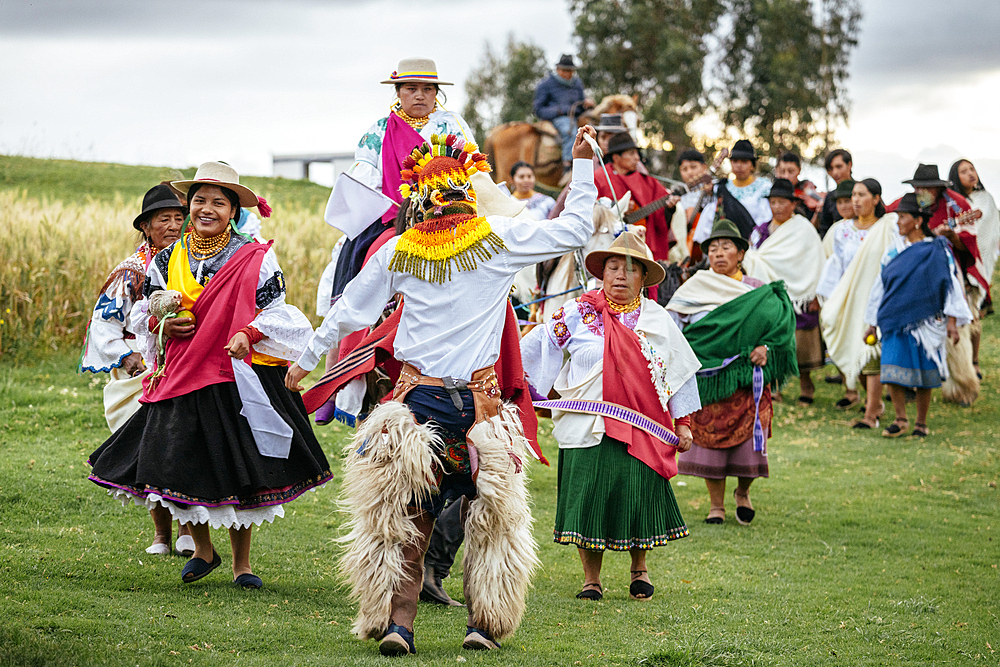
[
  {"xmin": 742, "ymin": 214, "xmax": 825, "ymax": 312},
  {"xmin": 819, "ymin": 213, "xmax": 899, "ymax": 390},
  {"xmin": 666, "ymin": 268, "xmax": 753, "ymax": 315}
]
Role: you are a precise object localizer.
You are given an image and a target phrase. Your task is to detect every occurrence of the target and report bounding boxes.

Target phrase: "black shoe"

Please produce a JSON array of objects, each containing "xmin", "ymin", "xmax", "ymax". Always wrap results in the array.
[
  {"xmin": 420, "ymin": 565, "xmax": 464, "ymax": 606},
  {"xmin": 575, "ymin": 583, "xmax": 603, "ymax": 600},
  {"xmin": 824, "ymin": 374, "xmax": 844, "ymax": 384}
]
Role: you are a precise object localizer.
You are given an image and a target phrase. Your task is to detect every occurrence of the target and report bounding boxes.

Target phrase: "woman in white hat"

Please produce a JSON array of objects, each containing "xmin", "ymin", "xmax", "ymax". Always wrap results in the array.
[
  {"xmin": 520, "ymin": 232, "xmax": 702, "ymax": 602},
  {"xmin": 88, "ymin": 162, "xmax": 331, "ymax": 589},
  {"xmin": 315, "ymin": 57, "xmax": 478, "ymax": 423}
]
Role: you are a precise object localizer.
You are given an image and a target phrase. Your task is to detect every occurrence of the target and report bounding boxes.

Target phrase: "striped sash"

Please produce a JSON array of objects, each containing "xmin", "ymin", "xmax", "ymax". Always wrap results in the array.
[{"xmin": 532, "ymin": 399, "xmax": 679, "ymax": 446}]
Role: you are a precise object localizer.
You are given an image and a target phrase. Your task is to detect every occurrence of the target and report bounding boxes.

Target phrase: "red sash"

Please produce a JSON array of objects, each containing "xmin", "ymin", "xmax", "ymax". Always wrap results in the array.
[
  {"xmin": 141, "ymin": 242, "xmax": 270, "ymax": 403},
  {"xmin": 578, "ymin": 291, "xmax": 677, "ymax": 479}
]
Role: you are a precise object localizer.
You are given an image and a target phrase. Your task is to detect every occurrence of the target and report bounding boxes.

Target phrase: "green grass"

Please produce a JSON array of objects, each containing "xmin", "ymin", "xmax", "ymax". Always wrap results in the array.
[
  {"xmin": 2, "ymin": 334, "xmax": 998, "ymax": 666},
  {"xmin": 0, "ymin": 154, "xmax": 331, "ymax": 211}
]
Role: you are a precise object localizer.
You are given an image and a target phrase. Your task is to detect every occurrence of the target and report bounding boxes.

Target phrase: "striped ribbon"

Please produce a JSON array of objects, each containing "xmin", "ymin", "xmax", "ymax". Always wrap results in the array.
[{"xmin": 532, "ymin": 399, "xmax": 679, "ymax": 446}]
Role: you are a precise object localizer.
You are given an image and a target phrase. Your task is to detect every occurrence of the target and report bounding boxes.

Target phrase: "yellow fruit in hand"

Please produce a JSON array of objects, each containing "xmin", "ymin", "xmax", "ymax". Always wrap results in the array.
[
  {"xmin": 865, "ymin": 334, "xmax": 876, "ymax": 345},
  {"xmin": 175, "ymin": 309, "xmax": 196, "ymax": 325}
]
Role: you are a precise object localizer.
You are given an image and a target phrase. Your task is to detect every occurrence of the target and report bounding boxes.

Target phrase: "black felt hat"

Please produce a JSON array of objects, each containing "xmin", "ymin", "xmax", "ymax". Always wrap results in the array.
[
  {"xmin": 603, "ymin": 132, "xmax": 640, "ymax": 163},
  {"xmin": 895, "ymin": 192, "xmax": 930, "ymax": 217},
  {"xmin": 903, "ymin": 163, "xmax": 950, "ymax": 188},
  {"xmin": 730, "ymin": 139, "xmax": 756, "ymax": 162},
  {"xmin": 767, "ymin": 178, "xmax": 802, "ymax": 202},
  {"xmin": 133, "ymin": 184, "xmax": 187, "ymax": 230},
  {"xmin": 556, "ymin": 54, "xmax": 577, "ymax": 70}
]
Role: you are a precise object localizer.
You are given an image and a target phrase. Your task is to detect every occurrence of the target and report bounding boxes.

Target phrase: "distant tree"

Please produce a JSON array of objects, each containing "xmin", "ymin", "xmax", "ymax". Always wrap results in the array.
[
  {"xmin": 570, "ymin": 0, "xmax": 728, "ymax": 159},
  {"xmin": 462, "ymin": 36, "xmax": 550, "ymax": 141},
  {"xmin": 568, "ymin": 0, "xmax": 861, "ymax": 165},
  {"xmin": 713, "ymin": 0, "xmax": 862, "ymax": 158}
]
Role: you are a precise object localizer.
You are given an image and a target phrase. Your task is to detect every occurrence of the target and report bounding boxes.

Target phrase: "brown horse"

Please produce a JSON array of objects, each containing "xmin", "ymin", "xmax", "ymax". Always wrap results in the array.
[{"xmin": 484, "ymin": 94, "xmax": 639, "ymax": 190}]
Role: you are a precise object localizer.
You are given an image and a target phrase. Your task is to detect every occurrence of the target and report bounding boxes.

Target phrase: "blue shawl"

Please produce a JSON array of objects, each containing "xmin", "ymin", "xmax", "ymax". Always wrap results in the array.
[{"xmin": 877, "ymin": 237, "xmax": 952, "ymax": 334}]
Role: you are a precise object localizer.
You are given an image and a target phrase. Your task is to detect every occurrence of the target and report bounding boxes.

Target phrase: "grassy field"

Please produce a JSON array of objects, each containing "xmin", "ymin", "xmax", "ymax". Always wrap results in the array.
[
  {"xmin": 0, "ymin": 155, "xmax": 335, "ymax": 361},
  {"xmin": 1, "ymin": 337, "xmax": 998, "ymax": 666},
  {"xmin": 1, "ymin": 155, "xmax": 998, "ymax": 665}
]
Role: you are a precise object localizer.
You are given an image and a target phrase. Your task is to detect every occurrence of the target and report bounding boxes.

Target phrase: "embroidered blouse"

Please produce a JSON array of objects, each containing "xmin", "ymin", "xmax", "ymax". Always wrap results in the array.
[
  {"xmin": 817, "ymin": 219, "xmax": 869, "ymax": 299},
  {"xmin": 139, "ymin": 234, "xmax": 312, "ymax": 365},
  {"xmin": 80, "ymin": 244, "xmax": 154, "ymax": 373},
  {"xmin": 520, "ymin": 296, "xmax": 702, "ymax": 449}
]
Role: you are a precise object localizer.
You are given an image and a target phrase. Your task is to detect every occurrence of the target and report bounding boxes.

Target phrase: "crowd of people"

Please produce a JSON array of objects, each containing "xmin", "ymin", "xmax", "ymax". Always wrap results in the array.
[{"xmin": 79, "ymin": 54, "xmax": 998, "ymax": 657}]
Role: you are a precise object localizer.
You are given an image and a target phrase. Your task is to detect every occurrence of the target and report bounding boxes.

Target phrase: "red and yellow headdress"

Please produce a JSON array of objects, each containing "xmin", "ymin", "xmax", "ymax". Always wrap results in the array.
[{"xmin": 390, "ymin": 134, "xmax": 506, "ymax": 283}]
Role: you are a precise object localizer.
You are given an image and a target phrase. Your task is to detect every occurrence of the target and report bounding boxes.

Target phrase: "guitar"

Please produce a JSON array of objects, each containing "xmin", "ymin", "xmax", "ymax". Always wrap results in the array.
[
  {"xmin": 624, "ymin": 192, "xmax": 681, "ymax": 226},
  {"xmin": 945, "ymin": 208, "xmax": 982, "ymax": 231}
]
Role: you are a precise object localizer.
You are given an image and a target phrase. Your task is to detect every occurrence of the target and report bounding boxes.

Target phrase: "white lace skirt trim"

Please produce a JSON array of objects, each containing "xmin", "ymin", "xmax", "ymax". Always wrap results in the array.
[{"xmin": 109, "ymin": 489, "xmax": 284, "ymax": 529}]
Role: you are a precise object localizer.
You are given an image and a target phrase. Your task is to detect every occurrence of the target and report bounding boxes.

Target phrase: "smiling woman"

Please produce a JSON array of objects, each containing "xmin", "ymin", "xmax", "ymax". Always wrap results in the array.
[{"xmin": 86, "ymin": 161, "xmax": 331, "ymax": 591}]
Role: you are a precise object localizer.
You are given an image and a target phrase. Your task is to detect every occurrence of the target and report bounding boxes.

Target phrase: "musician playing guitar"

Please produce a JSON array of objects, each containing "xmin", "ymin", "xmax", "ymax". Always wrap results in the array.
[
  {"xmin": 888, "ymin": 163, "xmax": 990, "ymax": 302},
  {"xmin": 594, "ymin": 132, "xmax": 680, "ymax": 264}
]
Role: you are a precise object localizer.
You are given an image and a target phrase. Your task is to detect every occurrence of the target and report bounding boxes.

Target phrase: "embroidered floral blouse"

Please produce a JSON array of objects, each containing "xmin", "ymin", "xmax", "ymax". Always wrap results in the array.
[
  {"xmin": 80, "ymin": 244, "xmax": 154, "ymax": 373},
  {"xmin": 520, "ymin": 295, "xmax": 702, "ymax": 448}
]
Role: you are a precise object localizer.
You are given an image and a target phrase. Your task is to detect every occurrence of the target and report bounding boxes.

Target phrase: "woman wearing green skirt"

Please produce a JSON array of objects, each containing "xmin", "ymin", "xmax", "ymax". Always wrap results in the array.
[{"xmin": 521, "ymin": 232, "xmax": 702, "ymax": 600}]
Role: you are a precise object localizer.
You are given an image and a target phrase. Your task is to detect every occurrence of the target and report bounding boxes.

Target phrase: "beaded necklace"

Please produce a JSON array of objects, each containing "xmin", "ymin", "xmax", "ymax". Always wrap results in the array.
[
  {"xmin": 187, "ymin": 228, "xmax": 231, "ymax": 260},
  {"xmin": 392, "ymin": 101, "xmax": 436, "ymax": 130},
  {"xmin": 605, "ymin": 292, "xmax": 641, "ymax": 313}
]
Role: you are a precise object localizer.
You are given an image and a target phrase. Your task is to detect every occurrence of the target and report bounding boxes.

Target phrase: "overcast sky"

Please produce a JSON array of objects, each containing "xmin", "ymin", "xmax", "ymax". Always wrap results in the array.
[{"xmin": 2, "ymin": 0, "xmax": 998, "ymax": 201}]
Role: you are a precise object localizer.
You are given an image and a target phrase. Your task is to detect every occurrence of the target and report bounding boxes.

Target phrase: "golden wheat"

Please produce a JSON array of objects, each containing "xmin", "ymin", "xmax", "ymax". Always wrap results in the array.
[{"xmin": 0, "ymin": 190, "xmax": 340, "ymax": 359}]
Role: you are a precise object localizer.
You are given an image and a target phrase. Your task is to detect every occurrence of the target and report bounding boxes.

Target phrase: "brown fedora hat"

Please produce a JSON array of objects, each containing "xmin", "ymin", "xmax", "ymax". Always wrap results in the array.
[{"xmin": 585, "ymin": 231, "xmax": 666, "ymax": 287}]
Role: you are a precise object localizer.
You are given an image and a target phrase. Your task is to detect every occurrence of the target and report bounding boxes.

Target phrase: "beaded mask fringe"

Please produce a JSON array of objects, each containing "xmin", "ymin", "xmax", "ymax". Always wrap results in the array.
[{"xmin": 390, "ymin": 134, "xmax": 505, "ymax": 283}]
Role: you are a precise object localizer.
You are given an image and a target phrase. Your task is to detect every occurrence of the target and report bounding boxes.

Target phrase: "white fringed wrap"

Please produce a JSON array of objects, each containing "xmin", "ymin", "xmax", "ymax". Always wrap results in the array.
[
  {"xmin": 942, "ymin": 324, "xmax": 979, "ymax": 405},
  {"xmin": 337, "ymin": 401, "xmax": 439, "ymax": 639},
  {"xmin": 463, "ymin": 404, "xmax": 540, "ymax": 640}
]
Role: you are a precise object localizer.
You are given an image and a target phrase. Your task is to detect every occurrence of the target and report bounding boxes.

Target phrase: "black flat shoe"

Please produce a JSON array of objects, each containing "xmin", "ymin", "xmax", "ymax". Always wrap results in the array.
[
  {"xmin": 882, "ymin": 421, "xmax": 909, "ymax": 438},
  {"xmin": 798, "ymin": 395, "xmax": 815, "ymax": 405},
  {"xmin": 835, "ymin": 397, "xmax": 859, "ymax": 410},
  {"xmin": 181, "ymin": 551, "xmax": 221, "ymax": 583},
  {"xmin": 234, "ymin": 573, "xmax": 262, "ymax": 589},
  {"xmin": 734, "ymin": 491, "xmax": 755, "ymax": 525},
  {"xmin": 704, "ymin": 516, "xmax": 724, "ymax": 524},
  {"xmin": 629, "ymin": 571, "xmax": 654, "ymax": 600},
  {"xmin": 576, "ymin": 583, "xmax": 603, "ymax": 600}
]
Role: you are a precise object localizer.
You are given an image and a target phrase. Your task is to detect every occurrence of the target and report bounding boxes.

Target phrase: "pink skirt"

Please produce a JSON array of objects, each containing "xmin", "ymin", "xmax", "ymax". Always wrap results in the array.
[{"xmin": 676, "ymin": 436, "xmax": 769, "ymax": 480}]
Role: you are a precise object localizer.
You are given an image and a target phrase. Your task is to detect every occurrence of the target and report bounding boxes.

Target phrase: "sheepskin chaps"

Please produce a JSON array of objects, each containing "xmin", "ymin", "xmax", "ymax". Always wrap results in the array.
[
  {"xmin": 337, "ymin": 401, "xmax": 439, "ymax": 639},
  {"xmin": 942, "ymin": 324, "xmax": 979, "ymax": 406},
  {"xmin": 462, "ymin": 404, "xmax": 540, "ymax": 640}
]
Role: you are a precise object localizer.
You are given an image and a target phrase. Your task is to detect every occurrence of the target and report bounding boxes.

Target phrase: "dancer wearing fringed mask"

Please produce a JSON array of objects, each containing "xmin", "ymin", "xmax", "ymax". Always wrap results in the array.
[
  {"xmin": 88, "ymin": 162, "xmax": 331, "ymax": 590},
  {"xmin": 286, "ymin": 127, "xmax": 600, "ymax": 655}
]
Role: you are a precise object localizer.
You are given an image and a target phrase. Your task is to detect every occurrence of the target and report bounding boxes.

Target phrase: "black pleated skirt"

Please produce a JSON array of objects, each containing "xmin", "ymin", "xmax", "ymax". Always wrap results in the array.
[{"xmin": 88, "ymin": 365, "xmax": 332, "ymax": 511}]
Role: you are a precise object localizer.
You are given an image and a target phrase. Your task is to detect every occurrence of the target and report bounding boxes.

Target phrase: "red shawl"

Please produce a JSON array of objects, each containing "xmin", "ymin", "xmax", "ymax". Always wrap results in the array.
[
  {"xmin": 141, "ymin": 242, "xmax": 269, "ymax": 403},
  {"xmin": 302, "ymin": 302, "xmax": 545, "ymax": 464},
  {"xmin": 578, "ymin": 291, "xmax": 678, "ymax": 479}
]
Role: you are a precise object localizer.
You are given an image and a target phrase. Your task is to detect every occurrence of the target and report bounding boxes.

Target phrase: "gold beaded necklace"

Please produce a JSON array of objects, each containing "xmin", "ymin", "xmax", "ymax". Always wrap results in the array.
[
  {"xmin": 187, "ymin": 228, "xmax": 231, "ymax": 260},
  {"xmin": 605, "ymin": 292, "xmax": 642, "ymax": 314},
  {"xmin": 392, "ymin": 101, "xmax": 436, "ymax": 130}
]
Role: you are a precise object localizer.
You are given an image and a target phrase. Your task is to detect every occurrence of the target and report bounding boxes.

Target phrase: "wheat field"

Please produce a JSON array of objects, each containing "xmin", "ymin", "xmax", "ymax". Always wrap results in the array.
[{"xmin": 0, "ymin": 177, "xmax": 338, "ymax": 361}]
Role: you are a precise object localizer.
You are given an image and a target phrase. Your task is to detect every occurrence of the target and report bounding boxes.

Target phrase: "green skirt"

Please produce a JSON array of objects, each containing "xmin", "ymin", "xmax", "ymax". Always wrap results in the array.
[{"xmin": 554, "ymin": 436, "xmax": 689, "ymax": 551}]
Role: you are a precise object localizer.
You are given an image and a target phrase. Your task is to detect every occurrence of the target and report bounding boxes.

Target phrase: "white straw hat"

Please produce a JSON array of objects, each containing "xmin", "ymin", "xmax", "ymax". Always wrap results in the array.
[
  {"xmin": 381, "ymin": 57, "xmax": 453, "ymax": 86},
  {"xmin": 171, "ymin": 162, "xmax": 259, "ymax": 208}
]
